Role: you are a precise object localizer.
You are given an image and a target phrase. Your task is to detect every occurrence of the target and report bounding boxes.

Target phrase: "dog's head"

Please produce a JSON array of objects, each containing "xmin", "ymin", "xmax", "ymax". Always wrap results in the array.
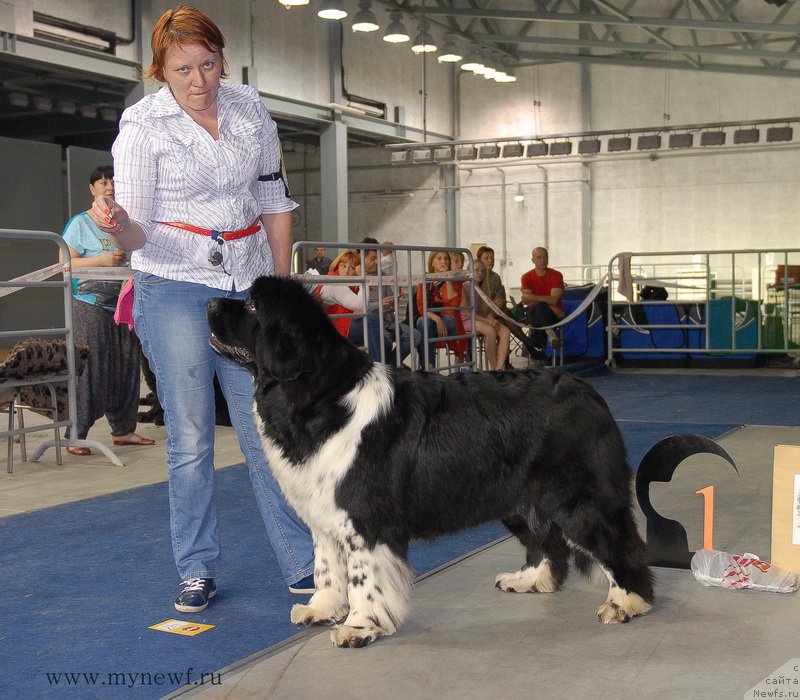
[{"xmin": 207, "ymin": 276, "xmax": 370, "ymax": 386}]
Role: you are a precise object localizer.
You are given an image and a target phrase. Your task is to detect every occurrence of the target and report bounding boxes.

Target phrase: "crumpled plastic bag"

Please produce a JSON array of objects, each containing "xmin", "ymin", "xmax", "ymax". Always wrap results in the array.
[{"xmin": 690, "ymin": 549, "xmax": 799, "ymax": 593}]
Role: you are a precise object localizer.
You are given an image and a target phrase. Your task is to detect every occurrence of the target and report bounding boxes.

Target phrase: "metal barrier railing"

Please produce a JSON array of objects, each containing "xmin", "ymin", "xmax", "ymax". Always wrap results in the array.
[
  {"xmin": 606, "ymin": 248, "xmax": 800, "ymax": 365},
  {"xmin": 0, "ymin": 228, "xmax": 124, "ymax": 469},
  {"xmin": 291, "ymin": 241, "xmax": 477, "ymax": 372}
]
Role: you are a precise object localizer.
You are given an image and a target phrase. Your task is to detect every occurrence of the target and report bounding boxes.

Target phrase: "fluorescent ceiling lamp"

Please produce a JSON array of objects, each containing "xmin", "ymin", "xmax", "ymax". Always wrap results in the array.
[
  {"xmin": 455, "ymin": 145, "xmax": 477, "ymax": 160},
  {"xmin": 501, "ymin": 143, "xmax": 524, "ymax": 158},
  {"xmin": 513, "ymin": 183, "xmax": 525, "ymax": 202},
  {"xmin": 412, "ymin": 148, "xmax": 434, "ymax": 163},
  {"xmin": 668, "ymin": 133, "xmax": 693, "ymax": 149},
  {"xmin": 437, "ymin": 36, "xmax": 462, "ymax": 63},
  {"xmin": 734, "ymin": 128, "xmax": 759, "ymax": 144},
  {"xmin": 32, "ymin": 96, "xmax": 52, "ymax": 112},
  {"xmin": 607, "ymin": 136, "xmax": 631, "ymax": 152},
  {"xmin": 578, "ymin": 138, "xmax": 601, "ymax": 154},
  {"xmin": 526, "ymin": 142, "xmax": 548, "ymax": 157},
  {"xmin": 57, "ymin": 100, "xmax": 76, "ymax": 115},
  {"xmin": 390, "ymin": 150, "xmax": 412, "ymax": 165},
  {"xmin": 352, "ymin": 0, "xmax": 378, "ymax": 32},
  {"xmin": 100, "ymin": 107, "xmax": 118, "ymax": 122},
  {"xmin": 637, "ymin": 134, "xmax": 661, "ymax": 150},
  {"xmin": 433, "ymin": 146, "xmax": 453, "ymax": 161},
  {"xmin": 79, "ymin": 104, "xmax": 97, "ymax": 119},
  {"xmin": 279, "ymin": 0, "xmax": 309, "ymax": 5},
  {"xmin": 8, "ymin": 92, "xmax": 28, "ymax": 108},
  {"xmin": 478, "ymin": 145, "xmax": 501, "ymax": 159},
  {"xmin": 767, "ymin": 126, "xmax": 793, "ymax": 142},
  {"xmin": 383, "ymin": 11, "xmax": 409, "ymax": 43},
  {"xmin": 700, "ymin": 131, "xmax": 726, "ymax": 146},
  {"xmin": 318, "ymin": 0, "xmax": 347, "ymax": 20},
  {"xmin": 549, "ymin": 142, "xmax": 572, "ymax": 156}
]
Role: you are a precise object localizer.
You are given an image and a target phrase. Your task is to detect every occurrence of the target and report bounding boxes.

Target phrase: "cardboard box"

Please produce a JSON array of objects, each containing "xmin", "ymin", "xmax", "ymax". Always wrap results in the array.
[
  {"xmin": 770, "ymin": 444, "xmax": 800, "ymax": 574},
  {"xmin": 774, "ymin": 265, "xmax": 800, "ymax": 286}
]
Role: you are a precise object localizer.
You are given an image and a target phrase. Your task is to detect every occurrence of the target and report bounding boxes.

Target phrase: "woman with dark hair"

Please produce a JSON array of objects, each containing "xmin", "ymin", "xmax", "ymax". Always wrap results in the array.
[
  {"xmin": 86, "ymin": 5, "xmax": 314, "ymax": 612},
  {"xmin": 59, "ymin": 165, "xmax": 153, "ymax": 456}
]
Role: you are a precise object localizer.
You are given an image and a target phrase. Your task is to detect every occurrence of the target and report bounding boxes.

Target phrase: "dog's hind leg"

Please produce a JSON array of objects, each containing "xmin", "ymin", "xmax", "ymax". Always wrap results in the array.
[
  {"xmin": 330, "ymin": 540, "xmax": 413, "ymax": 648},
  {"xmin": 291, "ymin": 533, "xmax": 349, "ymax": 627},
  {"xmin": 495, "ymin": 515, "xmax": 570, "ymax": 594},
  {"xmin": 558, "ymin": 506, "xmax": 654, "ymax": 624}
]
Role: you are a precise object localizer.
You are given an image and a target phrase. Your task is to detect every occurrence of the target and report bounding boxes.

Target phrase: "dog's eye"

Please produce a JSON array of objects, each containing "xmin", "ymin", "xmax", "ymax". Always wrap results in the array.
[{"xmin": 245, "ymin": 299, "xmax": 256, "ymax": 313}]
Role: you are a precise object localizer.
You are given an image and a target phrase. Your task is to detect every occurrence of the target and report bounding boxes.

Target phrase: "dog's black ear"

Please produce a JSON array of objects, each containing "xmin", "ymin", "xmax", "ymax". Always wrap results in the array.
[
  {"xmin": 257, "ymin": 331, "xmax": 315, "ymax": 382},
  {"xmin": 250, "ymin": 276, "xmax": 325, "ymax": 383}
]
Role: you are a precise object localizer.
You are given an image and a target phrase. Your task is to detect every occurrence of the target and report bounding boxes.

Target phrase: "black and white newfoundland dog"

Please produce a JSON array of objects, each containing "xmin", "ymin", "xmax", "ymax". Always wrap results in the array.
[{"xmin": 207, "ymin": 277, "xmax": 654, "ymax": 648}]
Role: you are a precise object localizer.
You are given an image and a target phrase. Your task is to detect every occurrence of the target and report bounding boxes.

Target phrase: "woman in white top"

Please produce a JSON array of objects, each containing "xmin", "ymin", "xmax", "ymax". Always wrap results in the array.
[{"xmin": 88, "ymin": 6, "xmax": 313, "ymax": 613}]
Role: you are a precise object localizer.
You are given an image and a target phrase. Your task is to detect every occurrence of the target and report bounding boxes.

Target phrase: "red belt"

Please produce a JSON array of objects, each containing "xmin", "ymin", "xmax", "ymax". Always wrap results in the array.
[{"xmin": 158, "ymin": 220, "xmax": 261, "ymax": 240}]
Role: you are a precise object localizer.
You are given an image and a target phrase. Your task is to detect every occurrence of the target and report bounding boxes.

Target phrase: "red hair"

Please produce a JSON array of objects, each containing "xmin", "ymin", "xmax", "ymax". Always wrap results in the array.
[{"xmin": 145, "ymin": 5, "xmax": 228, "ymax": 82}]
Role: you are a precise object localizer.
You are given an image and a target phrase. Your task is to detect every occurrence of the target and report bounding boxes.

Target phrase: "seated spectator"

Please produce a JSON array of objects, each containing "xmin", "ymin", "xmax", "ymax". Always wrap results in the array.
[
  {"xmin": 450, "ymin": 251, "xmax": 465, "ymax": 272},
  {"xmin": 476, "ymin": 245, "xmax": 506, "ymax": 309},
  {"xmin": 461, "ymin": 259, "xmax": 510, "ymax": 371},
  {"xmin": 520, "ymin": 246, "xmax": 565, "ymax": 362},
  {"xmin": 416, "ymin": 250, "xmax": 468, "ymax": 368},
  {"xmin": 318, "ymin": 251, "xmax": 390, "ymax": 361},
  {"xmin": 360, "ymin": 238, "xmax": 421, "ymax": 365}
]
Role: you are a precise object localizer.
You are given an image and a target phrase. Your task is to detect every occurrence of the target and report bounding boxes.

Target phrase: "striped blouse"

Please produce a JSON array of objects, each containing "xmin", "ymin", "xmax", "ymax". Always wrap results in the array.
[{"xmin": 112, "ymin": 82, "xmax": 298, "ymax": 291}]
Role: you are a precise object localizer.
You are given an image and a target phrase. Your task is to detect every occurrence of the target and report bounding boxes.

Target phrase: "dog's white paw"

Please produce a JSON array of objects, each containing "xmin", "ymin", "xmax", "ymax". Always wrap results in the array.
[
  {"xmin": 290, "ymin": 602, "xmax": 348, "ymax": 626},
  {"xmin": 597, "ymin": 589, "xmax": 651, "ymax": 624},
  {"xmin": 495, "ymin": 561, "xmax": 558, "ymax": 593},
  {"xmin": 330, "ymin": 624, "xmax": 387, "ymax": 648}
]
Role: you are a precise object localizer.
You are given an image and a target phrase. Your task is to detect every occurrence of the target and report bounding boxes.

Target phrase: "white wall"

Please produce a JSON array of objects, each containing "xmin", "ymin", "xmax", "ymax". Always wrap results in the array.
[{"xmin": 11, "ymin": 0, "xmax": 800, "ymax": 286}]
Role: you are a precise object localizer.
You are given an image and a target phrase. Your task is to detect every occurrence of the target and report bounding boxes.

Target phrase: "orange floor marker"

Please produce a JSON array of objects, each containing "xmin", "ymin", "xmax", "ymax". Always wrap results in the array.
[{"xmin": 696, "ymin": 485, "xmax": 715, "ymax": 551}]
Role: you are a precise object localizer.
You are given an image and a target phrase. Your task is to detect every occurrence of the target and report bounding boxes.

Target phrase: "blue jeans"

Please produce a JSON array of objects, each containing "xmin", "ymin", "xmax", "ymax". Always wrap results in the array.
[
  {"xmin": 133, "ymin": 272, "xmax": 314, "ymax": 585},
  {"xmin": 416, "ymin": 313, "xmax": 456, "ymax": 366},
  {"xmin": 347, "ymin": 316, "xmax": 390, "ymax": 362}
]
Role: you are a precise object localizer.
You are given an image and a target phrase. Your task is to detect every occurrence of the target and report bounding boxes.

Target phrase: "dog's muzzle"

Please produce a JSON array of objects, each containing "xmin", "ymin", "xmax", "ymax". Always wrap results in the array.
[{"xmin": 209, "ymin": 333, "xmax": 254, "ymax": 366}]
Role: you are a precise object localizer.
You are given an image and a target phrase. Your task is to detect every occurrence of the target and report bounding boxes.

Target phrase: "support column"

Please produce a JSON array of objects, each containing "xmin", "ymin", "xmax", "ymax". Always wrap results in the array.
[{"xmin": 320, "ymin": 117, "xmax": 349, "ymax": 243}]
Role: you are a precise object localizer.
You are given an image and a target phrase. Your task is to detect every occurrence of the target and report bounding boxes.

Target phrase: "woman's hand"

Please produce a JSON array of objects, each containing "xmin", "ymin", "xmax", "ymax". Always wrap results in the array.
[
  {"xmin": 90, "ymin": 195, "xmax": 130, "ymax": 234},
  {"xmin": 91, "ymin": 251, "xmax": 127, "ymax": 267}
]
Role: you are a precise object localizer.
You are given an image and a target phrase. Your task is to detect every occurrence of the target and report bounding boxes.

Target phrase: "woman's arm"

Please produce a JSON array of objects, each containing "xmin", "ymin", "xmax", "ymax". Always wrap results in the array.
[
  {"xmin": 59, "ymin": 243, "xmax": 125, "ymax": 268},
  {"xmin": 261, "ymin": 212, "xmax": 293, "ymax": 276}
]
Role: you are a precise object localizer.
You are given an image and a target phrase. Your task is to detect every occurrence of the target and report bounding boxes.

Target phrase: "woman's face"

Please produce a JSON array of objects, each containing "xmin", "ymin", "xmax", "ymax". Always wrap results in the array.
[
  {"xmin": 432, "ymin": 252, "xmax": 450, "ymax": 272},
  {"xmin": 163, "ymin": 43, "xmax": 222, "ymax": 115},
  {"xmin": 473, "ymin": 261, "xmax": 486, "ymax": 283},
  {"xmin": 450, "ymin": 255, "xmax": 464, "ymax": 270},
  {"xmin": 89, "ymin": 177, "xmax": 114, "ymax": 199},
  {"xmin": 338, "ymin": 260, "xmax": 356, "ymax": 275}
]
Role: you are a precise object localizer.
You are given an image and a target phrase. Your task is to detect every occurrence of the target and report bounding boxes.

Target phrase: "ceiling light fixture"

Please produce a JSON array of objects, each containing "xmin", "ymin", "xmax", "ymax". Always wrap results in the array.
[
  {"xmin": 8, "ymin": 92, "xmax": 29, "ymax": 108},
  {"xmin": 100, "ymin": 107, "xmax": 119, "ymax": 122},
  {"xmin": 437, "ymin": 35, "xmax": 462, "ymax": 63},
  {"xmin": 460, "ymin": 46, "xmax": 484, "ymax": 72},
  {"xmin": 79, "ymin": 104, "xmax": 97, "ymax": 119},
  {"xmin": 352, "ymin": 0, "xmax": 379, "ymax": 32},
  {"xmin": 513, "ymin": 183, "xmax": 525, "ymax": 202},
  {"xmin": 383, "ymin": 11, "xmax": 409, "ymax": 43},
  {"xmin": 411, "ymin": 22, "xmax": 436, "ymax": 54},
  {"xmin": 494, "ymin": 67, "xmax": 517, "ymax": 83},
  {"xmin": 32, "ymin": 96, "xmax": 53, "ymax": 112},
  {"xmin": 318, "ymin": 0, "xmax": 347, "ymax": 20},
  {"xmin": 57, "ymin": 100, "xmax": 76, "ymax": 115},
  {"xmin": 278, "ymin": 0, "xmax": 309, "ymax": 7}
]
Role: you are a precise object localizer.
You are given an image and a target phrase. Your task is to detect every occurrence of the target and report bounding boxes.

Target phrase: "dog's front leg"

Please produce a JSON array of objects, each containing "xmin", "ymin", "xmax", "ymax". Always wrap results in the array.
[
  {"xmin": 290, "ymin": 533, "xmax": 349, "ymax": 626},
  {"xmin": 330, "ymin": 540, "xmax": 413, "ymax": 648}
]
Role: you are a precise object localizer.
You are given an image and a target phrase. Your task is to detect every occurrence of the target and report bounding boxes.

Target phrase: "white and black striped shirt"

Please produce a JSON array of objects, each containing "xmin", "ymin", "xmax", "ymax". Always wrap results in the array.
[{"xmin": 112, "ymin": 82, "xmax": 298, "ymax": 291}]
